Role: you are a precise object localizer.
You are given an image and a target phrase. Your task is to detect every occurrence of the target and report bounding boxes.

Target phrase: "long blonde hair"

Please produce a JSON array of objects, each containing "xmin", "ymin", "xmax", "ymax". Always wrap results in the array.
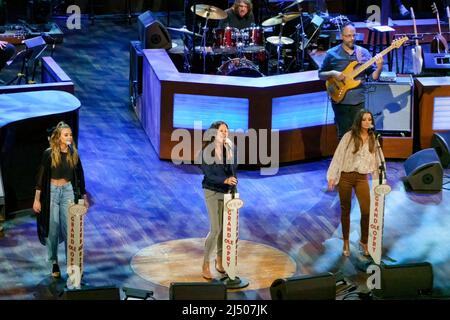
[{"xmin": 49, "ymin": 121, "xmax": 79, "ymax": 168}]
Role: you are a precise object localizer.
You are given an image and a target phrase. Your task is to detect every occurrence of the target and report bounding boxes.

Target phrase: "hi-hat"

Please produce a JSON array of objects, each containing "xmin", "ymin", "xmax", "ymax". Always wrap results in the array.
[
  {"xmin": 191, "ymin": 4, "xmax": 227, "ymax": 20},
  {"xmin": 167, "ymin": 26, "xmax": 202, "ymax": 37},
  {"xmin": 267, "ymin": 36, "xmax": 294, "ymax": 45},
  {"xmin": 261, "ymin": 12, "xmax": 301, "ymax": 27}
]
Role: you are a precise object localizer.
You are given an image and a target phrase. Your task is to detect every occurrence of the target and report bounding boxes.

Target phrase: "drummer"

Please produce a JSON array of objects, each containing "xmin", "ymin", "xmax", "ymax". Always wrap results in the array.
[{"xmin": 218, "ymin": 0, "xmax": 255, "ymax": 30}]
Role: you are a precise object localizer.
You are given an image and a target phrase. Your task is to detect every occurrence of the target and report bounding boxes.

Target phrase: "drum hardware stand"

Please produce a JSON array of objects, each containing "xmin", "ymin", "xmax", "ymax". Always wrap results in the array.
[
  {"xmin": 297, "ymin": 11, "xmax": 307, "ymax": 71},
  {"xmin": 200, "ymin": 15, "xmax": 210, "ymax": 74},
  {"xmin": 276, "ymin": 21, "xmax": 286, "ymax": 74},
  {"xmin": 179, "ymin": 28, "xmax": 194, "ymax": 73},
  {"xmin": 182, "ymin": 33, "xmax": 192, "ymax": 73}
]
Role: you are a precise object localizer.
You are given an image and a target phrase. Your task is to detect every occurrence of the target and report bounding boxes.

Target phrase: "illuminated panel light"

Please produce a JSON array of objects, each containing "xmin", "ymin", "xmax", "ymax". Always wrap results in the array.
[
  {"xmin": 432, "ymin": 97, "xmax": 450, "ymax": 130},
  {"xmin": 173, "ymin": 94, "xmax": 249, "ymax": 130},
  {"xmin": 272, "ymin": 91, "xmax": 334, "ymax": 130}
]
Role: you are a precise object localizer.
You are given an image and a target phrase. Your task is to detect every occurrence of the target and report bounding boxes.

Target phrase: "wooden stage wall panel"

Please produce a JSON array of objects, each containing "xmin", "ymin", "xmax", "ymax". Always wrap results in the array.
[{"xmin": 141, "ymin": 49, "xmax": 420, "ymax": 163}]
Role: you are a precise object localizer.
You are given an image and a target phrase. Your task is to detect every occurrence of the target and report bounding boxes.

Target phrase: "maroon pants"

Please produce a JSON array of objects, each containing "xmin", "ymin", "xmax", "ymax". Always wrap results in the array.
[{"xmin": 338, "ymin": 172, "xmax": 370, "ymax": 244}]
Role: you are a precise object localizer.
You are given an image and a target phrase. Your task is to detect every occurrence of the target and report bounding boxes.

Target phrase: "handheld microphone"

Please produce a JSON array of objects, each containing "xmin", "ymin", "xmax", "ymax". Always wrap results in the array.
[{"xmin": 66, "ymin": 140, "xmax": 73, "ymax": 155}]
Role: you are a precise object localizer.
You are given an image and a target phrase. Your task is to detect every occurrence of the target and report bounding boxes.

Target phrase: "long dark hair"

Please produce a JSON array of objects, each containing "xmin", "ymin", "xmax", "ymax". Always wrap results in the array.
[
  {"xmin": 232, "ymin": 0, "xmax": 253, "ymax": 16},
  {"xmin": 350, "ymin": 109, "xmax": 375, "ymax": 154}
]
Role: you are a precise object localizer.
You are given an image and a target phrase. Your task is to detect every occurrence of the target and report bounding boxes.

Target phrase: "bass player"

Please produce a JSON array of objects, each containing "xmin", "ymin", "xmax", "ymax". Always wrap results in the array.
[{"xmin": 319, "ymin": 22, "xmax": 383, "ymax": 139}]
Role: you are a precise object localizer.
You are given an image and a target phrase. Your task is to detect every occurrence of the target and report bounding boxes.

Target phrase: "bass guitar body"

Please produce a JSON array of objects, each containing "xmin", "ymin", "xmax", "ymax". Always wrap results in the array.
[{"xmin": 325, "ymin": 61, "xmax": 361, "ymax": 104}]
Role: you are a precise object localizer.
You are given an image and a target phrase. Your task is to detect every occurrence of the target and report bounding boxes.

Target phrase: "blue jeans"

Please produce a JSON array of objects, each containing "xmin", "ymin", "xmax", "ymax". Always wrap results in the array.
[{"xmin": 46, "ymin": 182, "xmax": 74, "ymax": 265}]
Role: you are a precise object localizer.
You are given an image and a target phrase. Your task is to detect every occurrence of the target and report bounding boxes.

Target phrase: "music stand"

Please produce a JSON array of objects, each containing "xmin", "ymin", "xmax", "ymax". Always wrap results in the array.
[
  {"xmin": 294, "ymin": 14, "xmax": 324, "ymax": 71},
  {"xmin": 6, "ymin": 36, "xmax": 47, "ymax": 85}
]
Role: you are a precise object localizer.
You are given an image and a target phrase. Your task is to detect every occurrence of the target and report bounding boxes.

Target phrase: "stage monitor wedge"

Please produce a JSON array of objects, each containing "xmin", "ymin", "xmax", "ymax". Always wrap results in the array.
[
  {"xmin": 431, "ymin": 131, "xmax": 450, "ymax": 168},
  {"xmin": 64, "ymin": 285, "xmax": 121, "ymax": 300},
  {"xmin": 372, "ymin": 262, "xmax": 433, "ymax": 299},
  {"xmin": 138, "ymin": 11, "xmax": 172, "ymax": 50},
  {"xmin": 169, "ymin": 281, "xmax": 227, "ymax": 300},
  {"xmin": 403, "ymin": 148, "xmax": 443, "ymax": 191},
  {"xmin": 270, "ymin": 272, "xmax": 336, "ymax": 300}
]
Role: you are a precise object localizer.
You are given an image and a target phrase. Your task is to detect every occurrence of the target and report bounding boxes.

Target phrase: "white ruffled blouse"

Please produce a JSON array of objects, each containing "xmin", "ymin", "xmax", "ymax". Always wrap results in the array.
[{"xmin": 327, "ymin": 131, "xmax": 385, "ymax": 185}]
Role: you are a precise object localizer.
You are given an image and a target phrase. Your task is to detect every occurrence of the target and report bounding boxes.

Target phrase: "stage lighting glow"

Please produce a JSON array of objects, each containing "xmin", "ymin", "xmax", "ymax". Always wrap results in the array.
[
  {"xmin": 173, "ymin": 94, "xmax": 249, "ymax": 130},
  {"xmin": 432, "ymin": 97, "xmax": 450, "ymax": 130},
  {"xmin": 272, "ymin": 91, "xmax": 334, "ymax": 130}
]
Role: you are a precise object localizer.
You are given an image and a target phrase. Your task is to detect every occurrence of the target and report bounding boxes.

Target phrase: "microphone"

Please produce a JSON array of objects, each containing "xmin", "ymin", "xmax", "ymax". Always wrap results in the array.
[
  {"xmin": 66, "ymin": 140, "xmax": 74, "ymax": 155},
  {"xmin": 368, "ymin": 126, "xmax": 381, "ymax": 138},
  {"xmin": 225, "ymin": 137, "xmax": 233, "ymax": 148}
]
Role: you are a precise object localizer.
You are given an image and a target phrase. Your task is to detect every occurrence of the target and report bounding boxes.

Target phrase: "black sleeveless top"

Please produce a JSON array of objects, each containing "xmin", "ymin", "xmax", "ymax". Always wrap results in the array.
[{"xmin": 50, "ymin": 152, "xmax": 74, "ymax": 181}]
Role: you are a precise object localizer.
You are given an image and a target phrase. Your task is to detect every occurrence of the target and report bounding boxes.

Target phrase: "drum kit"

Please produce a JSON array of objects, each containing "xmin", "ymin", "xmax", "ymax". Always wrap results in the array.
[{"xmin": 173, "ymin": 1, "xmax": 313, "ymax": 76}]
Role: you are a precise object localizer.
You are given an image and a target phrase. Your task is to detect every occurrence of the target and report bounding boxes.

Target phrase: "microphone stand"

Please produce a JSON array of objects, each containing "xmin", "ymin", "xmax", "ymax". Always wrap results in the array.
[
  {"xmin": 374, "ymin": 133, "xmax": 386, "ymax": 185},
  {"xmin": 368, "ymin": 130, "xmax": 392, "ymax": 267},
  {"xmin": 276, "ymin": 20, "xmax": 285, "ymax": 74},
  {"xmin": 220, "ymin": 144, "xmax": 249, "ymax": 289}
]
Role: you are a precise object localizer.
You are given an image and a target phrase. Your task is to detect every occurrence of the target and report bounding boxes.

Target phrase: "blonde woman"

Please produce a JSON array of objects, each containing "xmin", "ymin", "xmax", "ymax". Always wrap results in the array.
[{"xmin": 33, "ymin": 121, "xmax": 89, "ymax": 278}]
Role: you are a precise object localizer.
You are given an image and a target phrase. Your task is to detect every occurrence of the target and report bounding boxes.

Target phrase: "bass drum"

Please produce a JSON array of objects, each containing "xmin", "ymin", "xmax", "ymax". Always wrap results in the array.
[{"xmin": 217, "ymin": 58, "xmax": 264, "ymax": 77}]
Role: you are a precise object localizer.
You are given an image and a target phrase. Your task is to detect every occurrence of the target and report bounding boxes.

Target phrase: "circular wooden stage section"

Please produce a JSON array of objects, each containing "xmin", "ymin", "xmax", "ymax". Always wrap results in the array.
[{"xmin": 130, "ymin": 238, "xmax": 297, "ymax": 291}]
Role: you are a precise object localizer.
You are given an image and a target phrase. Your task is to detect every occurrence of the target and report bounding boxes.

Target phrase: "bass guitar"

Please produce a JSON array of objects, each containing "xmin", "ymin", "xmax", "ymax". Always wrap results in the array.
[{"xmin": 326, "ymin": 36, "xmax": 409, "ymax": 104}]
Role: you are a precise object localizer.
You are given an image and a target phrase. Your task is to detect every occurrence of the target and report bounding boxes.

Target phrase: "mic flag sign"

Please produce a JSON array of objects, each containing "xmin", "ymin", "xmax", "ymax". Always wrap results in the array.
[
  {"xmin": 66, "ymin": 200, "xmax": 87, "ymax": 289},
  {"xmin": 222, "ymin": 193, "xmax": 244, "ymax": 280},
  {"xmin": 368, "ymin": 180, "xmax": 391, "ymax": 265}
]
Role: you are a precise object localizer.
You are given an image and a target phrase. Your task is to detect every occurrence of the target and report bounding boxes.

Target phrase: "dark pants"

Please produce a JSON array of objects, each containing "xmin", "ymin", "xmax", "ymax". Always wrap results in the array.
[
  {"xmin": 0, "ymin": 43, "xmax": 15, "ymax": 72},
  {"xmin": 332, "ymin": 102, "xmax": 365, "ymax": 139},
  {"xmin": 338, "ymin": 172, "xmax": 370, "ymax": 244}
]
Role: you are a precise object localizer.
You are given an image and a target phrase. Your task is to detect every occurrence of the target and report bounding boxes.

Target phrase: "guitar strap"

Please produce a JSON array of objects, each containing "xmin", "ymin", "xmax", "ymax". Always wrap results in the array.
[{"xmin": 355, "ymin": 45, "xmax": 364, "ymax": 64}]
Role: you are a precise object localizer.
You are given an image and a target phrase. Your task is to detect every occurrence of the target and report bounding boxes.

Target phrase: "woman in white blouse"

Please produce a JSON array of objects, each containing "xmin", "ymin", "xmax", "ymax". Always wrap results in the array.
[{"xmin": 327, "ymin": 109, "xmax": 384, "ymax": 257}]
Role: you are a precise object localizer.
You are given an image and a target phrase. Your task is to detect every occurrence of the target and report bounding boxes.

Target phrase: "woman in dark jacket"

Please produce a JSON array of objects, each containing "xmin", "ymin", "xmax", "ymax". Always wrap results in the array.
[
  {"xmin": 33, "ymin": 121, "xmax": 89, "ymax": 278},
  {"xmin": 200, "ymin": 121, "xmax": 238, "ymax": 280}
]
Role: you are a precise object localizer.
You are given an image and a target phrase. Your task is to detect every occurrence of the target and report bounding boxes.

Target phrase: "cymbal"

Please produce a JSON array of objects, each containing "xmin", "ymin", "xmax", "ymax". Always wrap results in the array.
[
  {"xmin": 261, "ymin": 12, "xmax": 301, "ymax": 27},
  {"xmin": 167, "ymin": 26, "xmax": 202, "ymax": 37},
  {"xmin": 267, "ymin": 36, "xmax": 294, "ymax": 45},
  {"xmin": 191, "ymin": 4, "xmax": 227, "ymax": 20}
]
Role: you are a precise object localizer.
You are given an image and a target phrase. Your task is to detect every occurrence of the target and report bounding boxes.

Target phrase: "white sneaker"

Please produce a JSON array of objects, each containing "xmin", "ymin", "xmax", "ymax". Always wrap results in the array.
[{"xmin": 399, "ymin": 4, "xmax": 410, "ymax": 17}]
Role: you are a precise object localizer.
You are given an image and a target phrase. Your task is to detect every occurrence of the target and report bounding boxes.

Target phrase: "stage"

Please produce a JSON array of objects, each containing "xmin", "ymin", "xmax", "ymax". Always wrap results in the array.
[{"xmin": 1, "ymin": 8, "xmax": 450, "ymax": 300}]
